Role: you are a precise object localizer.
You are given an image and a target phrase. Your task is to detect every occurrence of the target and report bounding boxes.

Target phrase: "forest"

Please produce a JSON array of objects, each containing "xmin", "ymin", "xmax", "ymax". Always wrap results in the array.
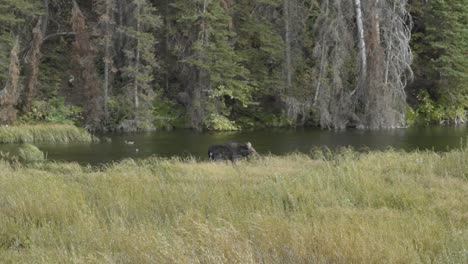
[
  {"xmin": 1, "ymin": 2, "xmax": 467, "ymax": 262},
  {"xmin": 0, "ymin": 0, "xmax": 466, "ymax": 132}
]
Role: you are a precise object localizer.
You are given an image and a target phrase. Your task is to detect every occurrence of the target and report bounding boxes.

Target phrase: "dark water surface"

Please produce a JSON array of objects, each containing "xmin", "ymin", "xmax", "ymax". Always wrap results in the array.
[{"xmin": 2, "ymin": 126, "xmax": 467, "ymax": 165}]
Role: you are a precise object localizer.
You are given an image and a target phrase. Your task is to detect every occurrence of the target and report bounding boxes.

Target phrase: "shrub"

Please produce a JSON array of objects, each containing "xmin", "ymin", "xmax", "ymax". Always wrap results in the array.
[
  {"xmin": 19, "ymin": 97, "xmax": 83, "ymax": 125},
  {"xmin": 205, "ymin": 113, "xmax": 240, "ymax": 131},
  {"xmin": 153, "ymin": 99, "xmax": 186, "ymax": 130},
  {"xmin": 415, "ymin": 91, "xmax": 467, "ymax": 125}
]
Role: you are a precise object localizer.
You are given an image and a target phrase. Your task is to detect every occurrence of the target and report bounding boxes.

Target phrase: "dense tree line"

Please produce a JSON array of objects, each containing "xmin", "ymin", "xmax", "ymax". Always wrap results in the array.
[{"xmin": 0, "ymin": 0, "xmax": 466, "ymax": 131}]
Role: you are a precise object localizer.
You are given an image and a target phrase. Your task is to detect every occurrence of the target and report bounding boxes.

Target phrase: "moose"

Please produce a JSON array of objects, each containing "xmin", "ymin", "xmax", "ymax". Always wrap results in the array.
[{"xmin": 208, "ymin": 142, "xmax": 258, "ymax": 162}]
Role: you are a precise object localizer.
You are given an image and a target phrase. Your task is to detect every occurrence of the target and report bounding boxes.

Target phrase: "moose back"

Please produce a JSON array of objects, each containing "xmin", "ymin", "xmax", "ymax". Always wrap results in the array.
[{"xmin": 208, "ymin": 142, "xmax": 258, "ymax": 161}]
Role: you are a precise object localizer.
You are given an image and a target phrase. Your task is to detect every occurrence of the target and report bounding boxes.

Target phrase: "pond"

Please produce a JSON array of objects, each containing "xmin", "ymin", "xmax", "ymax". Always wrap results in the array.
[{"xmin": 1, "ymin": 126, "xmax": 467, "ymax": 165}]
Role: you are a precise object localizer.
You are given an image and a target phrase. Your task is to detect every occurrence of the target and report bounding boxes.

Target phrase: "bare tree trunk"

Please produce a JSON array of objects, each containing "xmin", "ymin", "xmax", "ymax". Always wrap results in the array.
[
  {"xmin": 313, "ymin": 0, "xmax": 330, "ymax": 106},
  {"xmin": 71, "ymin": 0, "xmax": 103, "ymax": 129},
  {"xmin": 22, "ymin": 19, "xmax": 43, "ymax": 112},
  {"xmin": 313, "ymin": 44, "xmax": 326, "ymax": 106},
  {"xmin": 313, "ymin": 0, "xmax": 412, "ymax": 129},
  {"xmin": 200, "ymin": 0, "xmax": 209, "ymax": 45},
  {"xmin": 118, "ymin": 0, "xmax": 124, "ymax": 49},
  {"xmin": 384, "ymin": 0, "xmax": 396, "ymax": 85},
  {"xmin": 104, "ymin": 38, "xmax": 109, "ymax": 116},
  {"xmin": 134, "ymin": 2, "xmax": 140, "ymax": 113},
  {"xmin": 41, "ymin": 0, "xmax": 49, "ymax": 36},
  {"xmin": 284, "ymin": 0, "xmax": 292, "ymax": 92},
  {"xmin": 375, "ymin": 0, "xmax": 381, "ymax": 43},
  {"xmin": 0, "ymin": 38, "xmax": 20, "ymax": 124},
  {"xmin": 22, "ymin": 0, "xmax": 49, "ymax": 112},
  {"xmin": 103, "ymin": 0, "xmax": 112, "ymax": 117},
  {"xmin": 164, "ymin": 0, "xmax": 170, "ymax": 93},
  {"xmin": 190, "ymin": 0, "xmax": 209, "ymax": 130},
  {"xmin": 354, "ymin": 0, "xmax": 367, "ymax": 81}
]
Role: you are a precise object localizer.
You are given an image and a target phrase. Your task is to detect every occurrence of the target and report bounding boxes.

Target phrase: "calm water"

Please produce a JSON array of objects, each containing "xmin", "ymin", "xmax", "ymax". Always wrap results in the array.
[{"xmin": 1, "ymin": 126, "xmax": 467, "ymax": 165}]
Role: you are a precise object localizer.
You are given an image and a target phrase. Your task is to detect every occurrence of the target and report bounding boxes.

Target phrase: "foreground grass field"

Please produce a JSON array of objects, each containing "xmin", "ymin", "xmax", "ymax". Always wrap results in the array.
[
  {"xmin": 0, "ymin": 124, "xmax": 94, "ymax": 143},
  {"xmin": 0, "ymin": 147, "xmax": 467, "ymax": 263}
]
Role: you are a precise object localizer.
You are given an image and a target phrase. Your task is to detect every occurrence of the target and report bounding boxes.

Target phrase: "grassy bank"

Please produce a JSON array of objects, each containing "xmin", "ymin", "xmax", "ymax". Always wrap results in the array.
[
  {"xmin": 0, "ymin": 148, "xmax": 467, "ymax": 263},
  {"xmin": 0, "ymin": 124, "xmax": 94, "ymax": 143}
]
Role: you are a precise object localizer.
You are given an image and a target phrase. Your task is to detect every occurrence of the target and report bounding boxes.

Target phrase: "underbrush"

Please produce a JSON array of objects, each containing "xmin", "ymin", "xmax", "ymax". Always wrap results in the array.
[{"xmin": 0, "ymin": 147, "xmax": 466, "ymax": 263}]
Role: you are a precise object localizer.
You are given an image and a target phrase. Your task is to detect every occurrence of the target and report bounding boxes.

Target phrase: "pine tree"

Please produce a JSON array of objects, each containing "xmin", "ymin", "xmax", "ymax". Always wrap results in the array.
[
  {"xmin": 234, "ymin": 0, "xmax": 284, "ymax": 97},
  {"xmin": 94, "ymin": 0, "xmax": 116, "ymax": 119},
  {"xmin": 168, "ymin": 0, "xmax": 252, "ymax": 130},
  {"xmin": 0, "ymin": 0, "xmax": 37, "ymax": 83},
  {"xmin": 409, "ymin": 0, "xmax": 468, "ymax": 123},
  {"xmin": 119, "ymin": 0, "xmax": 161, "ymax": 130}
]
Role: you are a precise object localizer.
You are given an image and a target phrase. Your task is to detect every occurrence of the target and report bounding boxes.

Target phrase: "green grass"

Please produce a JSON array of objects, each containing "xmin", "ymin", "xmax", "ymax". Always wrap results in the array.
[
  {"xmin": 0, "ymin": 124, "xmax": 94, "ymax": 143},
  {"xmin": 0, "ymin": 147, "xmax": 466, "ymax": 263},
  {"xmin": 17, "ymin": 144, "xmax": 44, "ymax": 163}
]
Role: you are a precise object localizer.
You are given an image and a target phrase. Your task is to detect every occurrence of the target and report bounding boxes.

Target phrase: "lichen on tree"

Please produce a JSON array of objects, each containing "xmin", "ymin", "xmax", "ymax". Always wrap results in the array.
[
  {"xmin": 70, "ymin": 0, "xmax": 104, "ymax": 130},
  {"xmin": 313, "ymin": 0, "xmax": 413, "ymax": 129},
  {"xmin": 0, "ymin": 38, "xmax": 21, "ymax": 124}
]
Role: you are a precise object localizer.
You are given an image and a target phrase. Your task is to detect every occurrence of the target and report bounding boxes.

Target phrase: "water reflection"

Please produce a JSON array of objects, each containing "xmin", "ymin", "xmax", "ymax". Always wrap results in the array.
[{"xmin": 0, "ymin": 126, "xmax": 466, "ymax": 165}]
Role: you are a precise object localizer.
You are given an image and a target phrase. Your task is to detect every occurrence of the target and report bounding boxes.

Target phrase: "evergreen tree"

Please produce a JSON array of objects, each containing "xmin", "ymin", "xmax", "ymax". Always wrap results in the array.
[
  {"xmin": 119, "ymin": 0, "xmax": 161, "ymax": 130},
  {"xmin": 168, "ymin": 0, "xmax": 252, "ymax": 130},
  {"xmin": 94, "ymin": 0, "xmax": 116, "ymax": 119},
  {"xmin": 0, "ymin": 0, "xmax": 37, "ymax": 83},
  {"xmin": 0, "ymin": 0, "xmax": 465, "ymax": 129},
  {"xmin": 409, "ymin": 0, "xmax": 468, "ymax": 123},
  {"xmin": 234, "ymin": 0, "xmax": 284, "ymax": 98}
]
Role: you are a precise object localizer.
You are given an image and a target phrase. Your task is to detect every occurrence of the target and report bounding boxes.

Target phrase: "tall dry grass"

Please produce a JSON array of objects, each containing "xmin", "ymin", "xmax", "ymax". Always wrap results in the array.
[
  {"xmin": 0, "ymin": 124, "xmax": 94, "ymax": 143},
  {"xmin": 0, "ymin": 147, "xmax": 466, "ymax": 263}
]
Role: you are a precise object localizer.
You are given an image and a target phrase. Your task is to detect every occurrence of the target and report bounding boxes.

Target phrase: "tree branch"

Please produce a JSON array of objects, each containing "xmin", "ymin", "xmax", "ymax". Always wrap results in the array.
[{"xmin": 42, "ymin": 32, "xmax": 75, "ymax": 43}]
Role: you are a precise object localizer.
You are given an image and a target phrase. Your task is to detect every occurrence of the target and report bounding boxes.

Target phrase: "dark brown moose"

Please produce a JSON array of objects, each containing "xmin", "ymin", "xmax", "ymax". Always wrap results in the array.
[{"xmin": 208, "ymin": 142, "xmax": 258, "ymax": 162}]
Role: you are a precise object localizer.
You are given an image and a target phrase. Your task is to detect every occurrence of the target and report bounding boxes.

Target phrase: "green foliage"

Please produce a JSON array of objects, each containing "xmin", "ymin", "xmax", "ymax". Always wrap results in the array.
[
  {"xmin": 17, "ymin": 144, "xmax": 44, "ymax": 163},
  {"xmin": 38, "ymin": 37, "xmax": 72, "ymax": 98},
  {"xmin": 170, "ymin": 0, "xmax": 254, "ymax": 128},
  {"xmin": 19, "ymin": 98, "xmax": 83, "ymax": 125},
  {"xmin": 0, "ymin": 0, "xmax": 466, "ymax": 131},
  {"xmin": 205, "ymin": 113, "xmax": 240, "ymax": 131},
  {"xmin": 415, "ymin": 91, "xmax": 443, "ymax": 123},
  {"xmin": 414, "ymin": 91, "xmax": 467, "ymax": 124},
  {"xmin": 0, "ymin": 143, "xmax": 45, "ymax": 165},
  {"xmin": 46, "ymin": 98, "xmax": 83, "ymax": 125},
  {"xmin": 235, "ymin": 1, "xmax": 285, "ymax": 96},
  {"xmin": 409, "ymin": 0, "xmax": 468, "ymax": 116},
  {"xmin": 257, "ymin": 111, "xmax": 289, "ymax": 127},
  {"xmin": 107, "ymin": 96, "xmax": 133, "ymax": 126},
  {"xmin": 0, "ymin": 124, "xmax": 93, "ymax": 143},
  {"xmin": 153, "ymin": 99, "xmax": 186, "ymax": 129},
  {"xmin": 0, "ymin": 0, "xmax": 38, "ymax": 81},
  {"xmin": 233, "ymin": 103, "xmax": 291, "ymax": 129},
  {"xmin": 120, "ymin": 0, "xmax": 162, "ymax": 123},
  {"xmin": 135, "ymin": 106, "xmax": 156, "ymax": 131},
  {"xmin": 108, "ymin": 96, "xmax": 157, "ymax": 132},
  {"xmin": 405, "ymin": 106, "xmax": 416, "ymax": 126}
]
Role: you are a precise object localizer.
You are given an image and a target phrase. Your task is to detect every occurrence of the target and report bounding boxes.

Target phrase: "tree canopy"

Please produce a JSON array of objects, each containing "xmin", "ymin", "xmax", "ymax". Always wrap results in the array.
[{"xmin": 0, "ymin": 0, "xmax": 466, "ymax": 130}]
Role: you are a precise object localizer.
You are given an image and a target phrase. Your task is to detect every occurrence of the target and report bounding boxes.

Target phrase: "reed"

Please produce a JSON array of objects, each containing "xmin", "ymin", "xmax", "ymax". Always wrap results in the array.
[
  {"xmin": 0, "ymin": 147, "xmax": 466, "ymax": 263},
  {"xmin": 0, "ymin": 124, "xmax": 94, "ymax": 143}
]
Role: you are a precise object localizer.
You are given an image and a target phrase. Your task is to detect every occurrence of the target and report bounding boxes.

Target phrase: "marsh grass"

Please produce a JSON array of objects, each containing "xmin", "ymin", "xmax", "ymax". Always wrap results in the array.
[
  {"xmin": 0, "ymin": 147, "xmax": 467, "ymax": 263},
  {"xmin": 0, "ymin": 124, "xmax": 94, "ymax": 143},
  {"xmin": 17, "ymin": 144, "xmax": 44, "ymax": 163}
]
